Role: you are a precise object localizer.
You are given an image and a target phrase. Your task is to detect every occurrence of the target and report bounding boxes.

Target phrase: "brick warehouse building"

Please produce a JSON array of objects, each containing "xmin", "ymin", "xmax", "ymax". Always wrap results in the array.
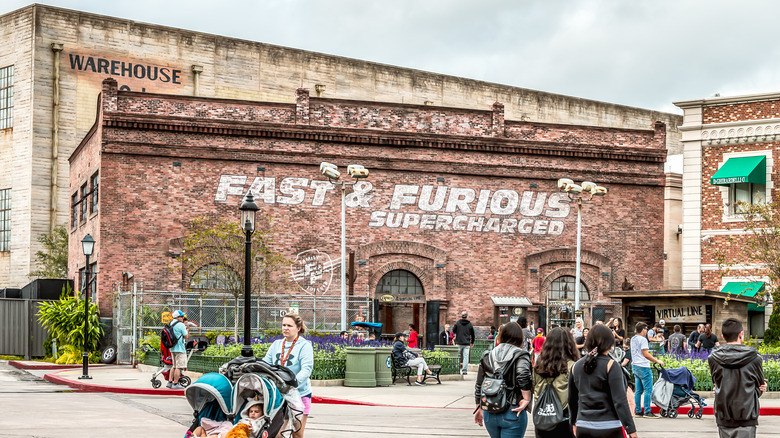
[
  {"xmin": 0, "ymin": 4, "xmax": 683, "ymax": 291},
  {"xmin": 674, "ymin": 92, "xmax": 780, "ymax": 337},
  {"xmin": 69, "ymin": 78, "xmax": 667, "ymax": 342}
]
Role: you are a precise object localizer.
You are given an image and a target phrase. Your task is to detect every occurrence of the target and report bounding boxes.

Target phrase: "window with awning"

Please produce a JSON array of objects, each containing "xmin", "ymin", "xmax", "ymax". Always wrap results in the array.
[
  {"xmin": 720, "ymin": 281, "xmax": 765, "ymax": 311},
  {"xmin": 710, "ymin": 156, "xmax": 766, "ymax": 186}
]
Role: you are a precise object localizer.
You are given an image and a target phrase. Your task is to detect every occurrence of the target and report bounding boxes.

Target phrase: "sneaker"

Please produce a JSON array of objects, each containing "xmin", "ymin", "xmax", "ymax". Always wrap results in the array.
[
  {"xmin": 644, "ymin": 412, "xmax": 658, "ymax": 419},
  {"xmin": 429, "ymin": 373, "xmax": 438, "ymax": 378},
  {"xmin": 635, "ymin": 411, "xmax": 643, "ymax": 417},
  {"xmin": 414, "ymin": 380, "xmax": 426, "ymax": 386},
  {"xmin": 166, "ymin": 382, "xmax": 173, "ymax": 389},
  {"xmin": 170, "ymin": 384, "xmax": 186, "ymax": 390}
]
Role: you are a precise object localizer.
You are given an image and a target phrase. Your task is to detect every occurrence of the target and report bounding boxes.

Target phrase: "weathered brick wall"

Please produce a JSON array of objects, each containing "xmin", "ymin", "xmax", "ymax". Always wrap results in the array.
[
  {"xmin": 703, "ymin": 101, "xmax": 780, "ymax": 124},
  {"xmin": 71, "ymin": 81, "xmax": 666, "ymax": 326}
]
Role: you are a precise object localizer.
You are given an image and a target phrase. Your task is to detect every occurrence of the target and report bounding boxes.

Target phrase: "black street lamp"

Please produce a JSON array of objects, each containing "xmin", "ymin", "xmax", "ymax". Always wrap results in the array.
[
  {"xmin": 79, "ymin": 234, "xmax": 95, "ymax": 380},
  {"xmin": 239, "ymin": 191, "xmax": 259, "ymax": 357}
]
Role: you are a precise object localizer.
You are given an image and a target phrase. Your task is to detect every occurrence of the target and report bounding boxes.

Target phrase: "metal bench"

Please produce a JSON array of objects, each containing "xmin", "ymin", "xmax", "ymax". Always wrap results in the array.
[{"xmin": 391, "ymin": 357, "xmax": 442, "ymax": 385}]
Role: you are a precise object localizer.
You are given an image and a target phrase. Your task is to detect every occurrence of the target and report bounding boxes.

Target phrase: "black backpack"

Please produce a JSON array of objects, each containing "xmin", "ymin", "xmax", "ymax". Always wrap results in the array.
[
  {"xmin": 161, "ymin": 320, "xmax": 180, "ymax": 349},
  {"xmin": 479, "ymin": 350, "xmax": 522, "ymax": 414},
  {"xmin": 533, "ymin": 378, "xmax": 565, "ymax": 430}
]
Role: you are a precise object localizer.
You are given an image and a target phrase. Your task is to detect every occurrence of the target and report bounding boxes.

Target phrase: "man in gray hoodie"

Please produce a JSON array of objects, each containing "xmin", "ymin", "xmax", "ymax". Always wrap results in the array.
[{"xmin": 708, "ymin": 318, "xmax": 767, "ymax": 438}]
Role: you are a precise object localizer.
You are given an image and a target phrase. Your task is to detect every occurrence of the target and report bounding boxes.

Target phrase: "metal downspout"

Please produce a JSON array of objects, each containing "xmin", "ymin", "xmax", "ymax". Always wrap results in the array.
[{"xmin": 50, "ymin": 43, "xmax": 63, "ymax": 233}]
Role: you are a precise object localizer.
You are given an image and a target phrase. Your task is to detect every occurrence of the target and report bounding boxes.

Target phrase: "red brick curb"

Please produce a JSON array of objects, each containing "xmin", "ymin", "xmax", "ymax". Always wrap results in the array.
[{"xmin": 43, "ymin": 370, "xmax": 184, "ymax": 396}]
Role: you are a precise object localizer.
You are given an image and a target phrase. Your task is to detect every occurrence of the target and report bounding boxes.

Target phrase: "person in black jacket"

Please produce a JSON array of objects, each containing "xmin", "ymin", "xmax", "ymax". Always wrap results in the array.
[
  {"xmin": 568, "ymin": 324, "xmax": 636, "ymax": 438},
  {"xmin": 708, "ymin": 318, "xmax": 767, "ymax": 438},
  {"xmin": 392, "ymin": 332, "xmax": 436, "ymax": 386},
  {"xmin": 474, "ymin": 321, "xmax": 533, "ymax": 438},
  {"xmin": 453, "ymin": 311, "xmax": 475, "ymax": 375}
]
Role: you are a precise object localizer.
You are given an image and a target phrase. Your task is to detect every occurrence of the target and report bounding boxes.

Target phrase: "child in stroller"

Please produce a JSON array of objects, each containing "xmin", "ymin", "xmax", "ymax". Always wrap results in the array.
[{"xmin": 652, "ymin": 364, "xmax": 706, "ymax": 419}]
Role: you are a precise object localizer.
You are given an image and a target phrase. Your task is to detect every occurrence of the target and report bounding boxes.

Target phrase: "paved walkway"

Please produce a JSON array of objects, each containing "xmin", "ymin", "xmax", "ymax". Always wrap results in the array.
[
  {"xmin": 9, "ymin": 359, "xmax": 780, "ymax": 414},
  {"xmin": 6, "ymin": 360, "xmax": 780, "ymax": 437}
]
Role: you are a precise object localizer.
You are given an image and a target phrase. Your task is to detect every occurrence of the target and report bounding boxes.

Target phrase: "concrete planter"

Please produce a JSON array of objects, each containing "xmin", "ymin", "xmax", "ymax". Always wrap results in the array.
[{"xmin": 344, "ymin": 347, "xmax": 376, "ymax": 387}]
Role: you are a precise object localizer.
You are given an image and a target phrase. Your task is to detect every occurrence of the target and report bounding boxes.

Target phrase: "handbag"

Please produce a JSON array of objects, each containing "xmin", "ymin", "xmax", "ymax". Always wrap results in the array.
[{"xmin": 533, "ymin": 378, "xmax": 565, "ymax": 430}]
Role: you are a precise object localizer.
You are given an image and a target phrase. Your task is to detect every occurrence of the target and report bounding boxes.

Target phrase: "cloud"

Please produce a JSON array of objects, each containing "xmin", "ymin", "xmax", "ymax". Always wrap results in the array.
[{"xmin": 5, "ymin": 0, "xmax": 780, "ymax": 113}]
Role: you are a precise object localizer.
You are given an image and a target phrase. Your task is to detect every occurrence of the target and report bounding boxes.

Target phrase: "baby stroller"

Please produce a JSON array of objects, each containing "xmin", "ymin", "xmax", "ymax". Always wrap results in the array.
[
  {"xmin": 184, "ymin": 356, "xmax": 304, "ymax": 438},
  {"xmin": 652, "ymin": 365, "xmax": 705, "ymax": 419},
  {"xmin": 144, "ymin": 338, "xmax": 207, "ymax": 389}
]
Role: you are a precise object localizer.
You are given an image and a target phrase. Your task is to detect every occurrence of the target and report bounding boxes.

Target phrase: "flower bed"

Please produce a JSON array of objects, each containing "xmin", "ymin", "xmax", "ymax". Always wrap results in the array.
[{"xmin": 142, "ymin": 334, "xmax": 462, "ymax": 379}]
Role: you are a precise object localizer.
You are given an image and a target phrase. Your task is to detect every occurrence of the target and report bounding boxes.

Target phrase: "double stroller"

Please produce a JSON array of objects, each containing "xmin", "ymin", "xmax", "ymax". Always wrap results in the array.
[
  {"xmin": 184, "ymin": 356, "xmax": 304, "ymax": 438},
  {"xmin": 651, "ymin": 365, "xmax": 706, "ymax": 419}
]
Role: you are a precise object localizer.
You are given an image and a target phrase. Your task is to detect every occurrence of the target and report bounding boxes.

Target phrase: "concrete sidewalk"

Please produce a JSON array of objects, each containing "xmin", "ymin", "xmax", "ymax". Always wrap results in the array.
[{"xmin": 9, "ymin": 359, "xmax": 780, "ymax": 414}]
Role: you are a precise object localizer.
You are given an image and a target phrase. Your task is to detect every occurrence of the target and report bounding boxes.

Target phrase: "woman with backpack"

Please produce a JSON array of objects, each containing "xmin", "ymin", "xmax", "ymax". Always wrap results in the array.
[
  {"xmin": 532, "ymin": 327, "xmax": 580, "ymax": 438},
  {"xmin": 568, "ymin": 324, "xmax": 637, "ymax": 438},
  {"xmin": 474, "ymin": 322, "xmax": 533, "ymax": 438}
]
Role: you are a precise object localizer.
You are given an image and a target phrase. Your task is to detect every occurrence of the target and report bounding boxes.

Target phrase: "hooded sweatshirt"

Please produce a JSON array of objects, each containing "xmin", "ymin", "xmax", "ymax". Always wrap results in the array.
[
  {"xmin": 453, "ymin": 318, "xmax": 475, "ymax": 346},
  {"xmin": 474, "ymin": 343, "xmax": 532, "ymax": 408},
  {"xmin": 262, "ymin": 336, "xmax": 314, "ymax": 396},
  {"xmin": 708, "ymin": 344, "xmax": 765, "ymax": 427}
]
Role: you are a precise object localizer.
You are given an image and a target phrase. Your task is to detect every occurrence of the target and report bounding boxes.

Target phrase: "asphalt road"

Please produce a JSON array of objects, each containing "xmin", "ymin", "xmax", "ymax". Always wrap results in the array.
[{"xmin": 2, "ymin": 361, "xmax": 780, "ymax": 438}]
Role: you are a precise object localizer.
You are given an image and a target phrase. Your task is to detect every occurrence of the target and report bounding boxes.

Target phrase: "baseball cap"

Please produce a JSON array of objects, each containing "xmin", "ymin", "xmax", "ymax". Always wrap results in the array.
[
  {"xmin": 395, "ymin": 332, "xmax": 405, "ymax": 339},
  {"xmin": 461, "ymin": 311, "xmax": 468, "ymax": 318},
  {"xmin": 537, "ymin": 328, "xmax": 544, "ymax": 333},
  {"xmin": 172, "ymin": 310, "xmax": 186, "ymax": 318},
  {"xmin": 659, "ymin": 319, "xmax": 665, "ymax": 325}
]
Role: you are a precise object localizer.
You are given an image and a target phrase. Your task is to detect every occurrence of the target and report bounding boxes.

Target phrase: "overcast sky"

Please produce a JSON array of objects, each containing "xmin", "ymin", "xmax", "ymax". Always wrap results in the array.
[{"xmin": 4, "ymin": 1, "xmax": 780, "ymax": 114}]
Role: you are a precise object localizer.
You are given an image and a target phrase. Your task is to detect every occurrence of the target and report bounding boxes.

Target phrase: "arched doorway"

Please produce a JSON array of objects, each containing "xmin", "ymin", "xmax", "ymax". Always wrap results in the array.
[
  {"xmin": 547, "ymin": 275, "xmax": 589, "ymax": 328},
  {"xmin": 375, "ymin": 269, "xmax": 425, "ymax": 338}
]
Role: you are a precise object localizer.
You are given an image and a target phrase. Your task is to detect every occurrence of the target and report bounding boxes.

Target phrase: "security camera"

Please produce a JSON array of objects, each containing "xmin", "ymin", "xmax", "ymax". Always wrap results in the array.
[
  {"xmin": 557, "ymin": 178, "xmax": 574, "ymax": 190},
  {"xmin": 701, "ymin": 235, "xmax": 711, "ymax": 242},
  {"xmin": 320, "ymin": 162, "xmax": 340, "ymax": 180},
  {"xmin": 347, "ymin": 164, "xmax": 369, "ymax": 179}
]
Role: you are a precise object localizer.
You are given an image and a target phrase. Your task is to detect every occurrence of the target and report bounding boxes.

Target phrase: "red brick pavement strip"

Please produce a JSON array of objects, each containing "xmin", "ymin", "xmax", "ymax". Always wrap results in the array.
[{"xmin": 9, "ymin": 360, "xmax": 113, "ymax": 370}]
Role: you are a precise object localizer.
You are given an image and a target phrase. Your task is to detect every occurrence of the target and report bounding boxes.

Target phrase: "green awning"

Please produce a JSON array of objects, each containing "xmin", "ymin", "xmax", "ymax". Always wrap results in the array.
[
  {"xmin": 721, "ymin": 281, "xmax": 765, "ymax": 297},
  {"xmin": 748, "ymin": 303, "xmax": 765, "ymax": 312},
  {"xmin": 710, "ymin": 156, "xmax": 766, "ymax": 186}
]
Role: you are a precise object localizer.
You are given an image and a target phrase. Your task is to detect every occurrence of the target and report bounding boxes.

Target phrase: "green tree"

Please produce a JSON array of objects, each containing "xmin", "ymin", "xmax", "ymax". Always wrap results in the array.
[
  {"xmin": 173, "ymin": 216, "xmax": 292, "ymax": 339},
  {"xmin": 715, "ymin": 200, "xmax": 780, "ymax": 343},
  {"xmin": 28, "ymin": 225, "xmax": 69, "ymax": 279}
]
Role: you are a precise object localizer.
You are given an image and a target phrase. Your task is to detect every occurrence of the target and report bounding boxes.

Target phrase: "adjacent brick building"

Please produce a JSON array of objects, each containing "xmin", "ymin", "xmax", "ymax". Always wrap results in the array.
[
  {"xmin": 675, "ymin": 92, "xmax": 778, "ymax": 337},
  {"xmin": 70, "ymin": 78, "xmax": 669, "ymax": 342}
]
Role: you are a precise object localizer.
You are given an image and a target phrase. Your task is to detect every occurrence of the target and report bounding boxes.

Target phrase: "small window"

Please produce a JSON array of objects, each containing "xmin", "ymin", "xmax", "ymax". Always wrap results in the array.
[
  {"xmin": 375, "ymin": 269, "xmax": 424, "ymax": 295},
  {"xmin": 80, "ymin": 183, "xmax": 88, "ymax": 222},
  {"xmin": 0, "ymin": 188, "xmax": 10, "ymax": 251},
  {"xmin": 730, "ymin": 183, "xmax": 766, "ymax": 214},
  {"xmin": 90, "ymin": 172, "xmax": 99, "ymax": 214},
  {"xmin": 549, "ymin": 275, "xmax": 589, "ymax": 301},
  {"xmin": 0, "ymin": 65, "xmax": 13, "ymax": 130},
  {"xmin": 79, "ymin": 263, "xmax": 98, "ymax": 300},
  {"xmin": 190, "ymin": 263, "xmax": 237, "ymax": 291},
  {"xmin": 71, "ymin": 192, "xmax": 79, "ymax": 227}
]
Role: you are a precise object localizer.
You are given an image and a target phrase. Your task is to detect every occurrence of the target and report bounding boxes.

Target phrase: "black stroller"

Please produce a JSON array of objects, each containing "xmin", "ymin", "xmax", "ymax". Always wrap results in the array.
[{"xmin": 652, "ymin": 365, "xmax": 705, "ymax": 419}]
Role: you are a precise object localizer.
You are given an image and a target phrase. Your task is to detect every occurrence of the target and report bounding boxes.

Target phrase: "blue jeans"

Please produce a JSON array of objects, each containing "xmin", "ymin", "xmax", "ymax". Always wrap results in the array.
[
  {"xmin": 484, "ymin": 407, "xmax": 528, "ymax": 438},
  {"xmin": 633, "ymin": 365, "xmax": 653, "ymax": 414},
  {"xmin": 458, "ymin": 344, "xmax": 471, "ymax": 373}
]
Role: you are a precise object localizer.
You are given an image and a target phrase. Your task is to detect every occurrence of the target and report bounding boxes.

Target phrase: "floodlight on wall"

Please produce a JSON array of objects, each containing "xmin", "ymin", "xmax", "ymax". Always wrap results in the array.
[
  {"xmin": 347, "ymin": 164, "xmax": 369, "ymax": 179},
  {"xmin": 556, "ymin": 178, "xmax": 609, "ymax": 312},
  {"xmin": 316, "ymin": 161, "xmax": 370, "ymax": 331},
  {"xmin": 320, "ymin": 162, "xmax": 341, "ymax": 180}
]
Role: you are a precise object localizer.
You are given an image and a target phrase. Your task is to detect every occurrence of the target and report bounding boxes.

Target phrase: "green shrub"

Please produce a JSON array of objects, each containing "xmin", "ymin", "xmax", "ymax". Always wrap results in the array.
[{"xmin": 37, "ymin": 286, "xmax": 104, "ymax": 353}]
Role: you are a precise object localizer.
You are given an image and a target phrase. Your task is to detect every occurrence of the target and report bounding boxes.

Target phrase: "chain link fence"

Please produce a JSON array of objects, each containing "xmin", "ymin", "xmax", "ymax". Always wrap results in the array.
[{"xmin": 113, "ymin": 281, "xmax": 372, "ymax": 364}]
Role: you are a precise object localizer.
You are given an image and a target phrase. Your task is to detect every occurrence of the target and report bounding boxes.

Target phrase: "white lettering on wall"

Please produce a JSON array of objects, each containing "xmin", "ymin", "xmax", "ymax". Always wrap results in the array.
[{"xmin": 215, "ymin": 176, "xmax": 573, "ymax": 235}]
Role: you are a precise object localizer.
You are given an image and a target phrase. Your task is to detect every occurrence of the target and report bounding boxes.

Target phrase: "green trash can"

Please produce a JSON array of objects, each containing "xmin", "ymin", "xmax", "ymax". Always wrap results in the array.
[
  {"xmin": 375, "ymin": 347, "xmax": 393, "ymax": 386},
  {"xmin": 434, "ymin": 345, "xmax": 459, "ymax": 359},
  {"xmin": 344, "ymin": 347, "xmax": 377, "ymax": 387}
]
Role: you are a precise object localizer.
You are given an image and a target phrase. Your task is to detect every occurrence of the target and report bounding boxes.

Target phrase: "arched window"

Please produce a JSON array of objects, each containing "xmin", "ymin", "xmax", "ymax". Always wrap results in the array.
[
  {"xmin": 549, "ymin": 275, "xmax": 589, "ymax": 301},
  {"xmin": 375, "ymin": 269, "xmax": 423, "ymax": 295},
  {"xmin": 190, "ymin": 263, "xmax": 237, "ymax": 291}
]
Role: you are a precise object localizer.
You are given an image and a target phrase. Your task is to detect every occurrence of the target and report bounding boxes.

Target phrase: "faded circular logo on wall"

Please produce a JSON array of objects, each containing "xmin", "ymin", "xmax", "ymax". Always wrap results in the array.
[{"xmin": 290, "ymin": 249, "xmax": 335, "ymax": 295}]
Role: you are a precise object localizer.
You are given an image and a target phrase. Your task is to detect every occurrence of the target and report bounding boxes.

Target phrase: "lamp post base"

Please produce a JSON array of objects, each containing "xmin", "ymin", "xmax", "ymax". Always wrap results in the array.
[
  {"xmin": 78, "ymin": 375, "xmax": 92, "ymax": 380},
  {"xmin": 240, "ymin": 345, "xmax": 254, "ymax": 357}
]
